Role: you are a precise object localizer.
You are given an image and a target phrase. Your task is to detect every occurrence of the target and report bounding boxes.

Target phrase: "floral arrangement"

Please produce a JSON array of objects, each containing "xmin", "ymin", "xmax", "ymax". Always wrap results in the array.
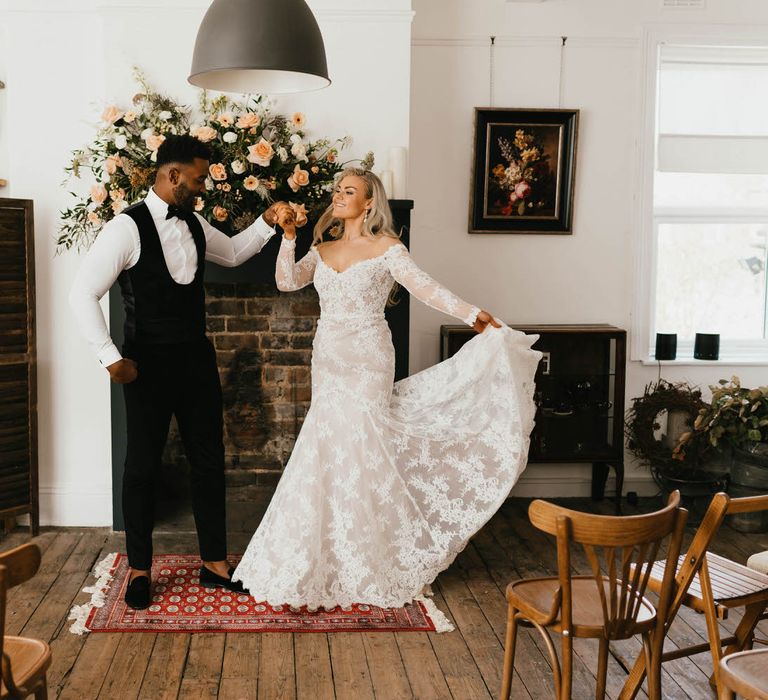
[
  {"xmin": 59, "ymin": 70, "xmax": 373, "ymax": 252},
  {"xmin": 675, "ymin": 377, "xmax": 768, "ymax": 460},
  {"xmin": 488, "ymin": 129, "xmax": 552, "ymax": 217}
]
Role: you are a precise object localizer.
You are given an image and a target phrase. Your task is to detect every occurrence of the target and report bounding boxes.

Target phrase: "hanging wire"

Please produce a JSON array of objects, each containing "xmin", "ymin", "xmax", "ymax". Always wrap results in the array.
[
  {"xmin": 489, "ymin": 36, "xmax": 496, "ymax": 106},
  {"xmin": 558, "ymin": 36, "xmax": 567, "ymax": 108}
]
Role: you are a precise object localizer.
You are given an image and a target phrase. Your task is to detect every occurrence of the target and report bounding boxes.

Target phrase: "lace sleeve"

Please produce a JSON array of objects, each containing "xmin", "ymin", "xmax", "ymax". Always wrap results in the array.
[
  {"xmin": 275, "ymin": 237, "xmax": 317, "ymax": 291},
  {"xmin": 385, "ymin": 244, "xmax": 480, "ymax": 326}
]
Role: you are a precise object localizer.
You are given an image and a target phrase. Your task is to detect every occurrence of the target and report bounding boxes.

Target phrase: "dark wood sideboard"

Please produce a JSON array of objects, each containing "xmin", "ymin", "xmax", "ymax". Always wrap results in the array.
[{"xmin": 441, "ymin": 324, "xmax": 627, "ymax": 510}]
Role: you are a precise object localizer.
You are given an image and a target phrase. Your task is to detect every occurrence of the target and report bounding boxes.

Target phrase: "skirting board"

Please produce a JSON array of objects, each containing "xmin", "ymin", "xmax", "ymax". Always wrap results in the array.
[{"xmin": 38, "ymin": 486, "xmax": 113, "ymax": 527}]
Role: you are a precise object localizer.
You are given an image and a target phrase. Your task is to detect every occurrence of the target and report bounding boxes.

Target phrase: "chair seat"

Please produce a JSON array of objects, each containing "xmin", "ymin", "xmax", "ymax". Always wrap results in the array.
[
  {"xmin": 647, "ymin": 552, "xmax": 768, "ymax": 615},
  {"xmin": 748, "ymin": 551, "xmax": 768, "ymax": 576},
  {"xmin": 0, "ymin": 636, "xmax": 52, "ymax": 698},
  {"xmin": 506, "ymin": 575, "xmax": 657, "ymax": 639},
  {"xmin": 721, "ymin": 649, "xmax": 768, "ymax": 699}
]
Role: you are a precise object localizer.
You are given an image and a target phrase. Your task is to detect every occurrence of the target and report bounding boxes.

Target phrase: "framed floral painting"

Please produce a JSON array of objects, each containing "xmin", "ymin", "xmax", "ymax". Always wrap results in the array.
[{"xmin": 469, "ymin": 108, "xmax": 579, "ymax": 234}]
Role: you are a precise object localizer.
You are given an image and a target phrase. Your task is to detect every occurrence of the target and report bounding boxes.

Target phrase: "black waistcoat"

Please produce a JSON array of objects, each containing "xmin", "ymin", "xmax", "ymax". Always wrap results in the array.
[{"xmin": 118, "ymin": 201, "xmax": 206, "ymax": 345}]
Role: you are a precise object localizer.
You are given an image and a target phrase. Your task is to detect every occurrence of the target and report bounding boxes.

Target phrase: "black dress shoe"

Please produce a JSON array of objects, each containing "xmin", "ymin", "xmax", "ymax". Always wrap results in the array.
[
  {"xmin": 199, "ymin": 565, "xmax": 249, "ymax": 594},
  {"xmin": 124, "ymin": 575, "xmax": 151, "ymax": 610}
]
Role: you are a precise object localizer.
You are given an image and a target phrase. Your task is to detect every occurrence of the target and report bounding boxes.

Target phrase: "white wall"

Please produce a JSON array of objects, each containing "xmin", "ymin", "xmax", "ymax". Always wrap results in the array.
[
  {"xmin": 409, "ymin": 0, "xmax": 768, "ymax": 497},
  {"xmin": 0, "ymin": 0, "xmax": 413, "ymax": 525}
]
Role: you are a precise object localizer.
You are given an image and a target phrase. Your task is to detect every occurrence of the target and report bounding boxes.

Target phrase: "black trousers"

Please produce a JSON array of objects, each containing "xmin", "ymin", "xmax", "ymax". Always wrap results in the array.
[{"xmin": 122, "ymin": 337, "xmax": 226, "ymax": 570}]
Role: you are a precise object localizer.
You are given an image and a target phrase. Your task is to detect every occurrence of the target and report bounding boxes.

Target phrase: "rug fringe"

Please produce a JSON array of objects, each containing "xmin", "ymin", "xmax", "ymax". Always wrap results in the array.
[
  {"xmin": 415, "ymin": 595, "xmax": 454, "ymax": 633},
  {"xmin": 67, "ymin": 552, "xmax": 119, "ymax": 635}
]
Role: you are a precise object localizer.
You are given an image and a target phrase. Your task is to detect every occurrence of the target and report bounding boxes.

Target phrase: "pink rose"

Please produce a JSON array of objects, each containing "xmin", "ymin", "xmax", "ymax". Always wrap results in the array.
[
  {"xmin": 514, "ymin": 181, "xmax": 531, "ymax": 199},
  {"xmin": 247, "ymin": 138, "xmax": 274, "ymax": 167},
  {"xmin": 236, "ymin": 113, "xmax": 260, "ymax": 129},
  {"xmin": 90, "ymin": 184, "xmax": 108, "ymax": 204},
  {"xmin": 209, "ymin": 163, "xmax": 227, "ymax": 181}
]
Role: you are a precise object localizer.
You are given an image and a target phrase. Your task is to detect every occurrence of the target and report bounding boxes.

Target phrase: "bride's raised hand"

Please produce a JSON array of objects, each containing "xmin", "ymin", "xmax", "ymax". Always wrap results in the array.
[{"xmin": 473, "ymin": 310, "xmax": 501, "ymax": 334}]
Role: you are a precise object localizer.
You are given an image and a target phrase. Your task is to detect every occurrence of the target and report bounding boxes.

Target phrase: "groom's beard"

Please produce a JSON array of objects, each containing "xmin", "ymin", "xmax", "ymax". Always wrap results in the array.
[{"xmin": 173, "ymin": 183, "xmax": 197, "ymax": 213}]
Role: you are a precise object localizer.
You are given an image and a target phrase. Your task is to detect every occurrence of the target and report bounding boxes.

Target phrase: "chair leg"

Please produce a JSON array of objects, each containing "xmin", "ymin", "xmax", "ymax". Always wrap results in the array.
[
  {"xmin": 596, "ymin": 637, "xmax": 609, "ymax": 700},
  {"xmin": 34, "ymin": 676, "xmax": 48, "ymax": 700},
  {"xmin": 618, "ymin": 648, "xmax": 647, "ymax": 700},
  {"xmin": 724, "ymin": 602, "xmax": 765, "ymax": 656},
  {"xmin": 561, "ymin": 633, "xmax": 573, "ymax": 700},
  {"xmin": 500, "ymin": 605, "xmax": 519, "ymax": 700},
  {"xmin": 642, "ymin": 631, "xmax": 661, "ymax": 700}
]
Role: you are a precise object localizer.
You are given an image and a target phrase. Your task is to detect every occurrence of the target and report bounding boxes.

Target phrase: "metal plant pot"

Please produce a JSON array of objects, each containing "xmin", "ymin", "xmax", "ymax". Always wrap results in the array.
[{"xmin": 728, "ymin": 442, "xmax": 768, "ymax": 533}]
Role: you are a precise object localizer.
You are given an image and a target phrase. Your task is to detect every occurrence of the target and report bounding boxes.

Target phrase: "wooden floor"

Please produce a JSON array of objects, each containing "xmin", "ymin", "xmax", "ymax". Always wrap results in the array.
[{"xmin": 3, "ymin": 497, "xmax": 768, "ymax": 700}]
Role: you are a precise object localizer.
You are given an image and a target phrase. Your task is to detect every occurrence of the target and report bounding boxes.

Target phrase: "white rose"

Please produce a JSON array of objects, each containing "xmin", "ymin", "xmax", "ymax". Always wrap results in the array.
[
  {"xmin": 290, "ymin": 134, "xmax": 302, "ymax": 145},
  {"xmin": 277, "ymin": 147, "xmax": 288, "ymax": 162},
  {"xmin": 222, "ymin": 131, "xmax": 238, "ymax": 143},
  {"xmin": 141, "ymin": 127, "xmax": 154, "ymax": 140},
  {"xmin": 230, "ymin": 160, "xmax": 246, "ymax": 174},
  {"xmin": 205, "ymin": 177, "xmax": 214, "ymax": 191},
  {"xmin": 158, "ymin": 110, "xmax": 172, "ymax": 121},
  {"xmin": 114, "ymin": 134, "xmax": 127, "ymax": 150},
  {"xmin": 291, "ymin": 141, "xmax": 307, "ymax": 161}
]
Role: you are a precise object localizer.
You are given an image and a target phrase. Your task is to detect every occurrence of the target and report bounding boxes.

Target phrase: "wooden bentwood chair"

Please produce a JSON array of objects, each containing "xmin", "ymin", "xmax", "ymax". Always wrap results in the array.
[
  {"xmin": 500, "ymin": 492, "xmax": 686, "ymax": 700},
  {"xmin": 620, "ymin": 493, "xmax": 768, "ymax": 700},
  {"xmin": 1, "ymin": 543, "xmax": 51, "ymax": 699}
]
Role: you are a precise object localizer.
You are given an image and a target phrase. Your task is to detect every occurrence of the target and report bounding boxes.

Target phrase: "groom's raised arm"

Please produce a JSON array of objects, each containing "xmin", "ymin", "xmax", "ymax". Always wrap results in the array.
[{"xmin": 198, "ymin": 202, "xmax": 290, "ymax": 267}]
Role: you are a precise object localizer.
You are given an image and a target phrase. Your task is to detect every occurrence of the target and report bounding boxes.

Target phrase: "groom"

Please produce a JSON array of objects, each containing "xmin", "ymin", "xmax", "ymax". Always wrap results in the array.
[{"xmin": 70, "ymin": 134, "xmax": 293, "ymax": 609}]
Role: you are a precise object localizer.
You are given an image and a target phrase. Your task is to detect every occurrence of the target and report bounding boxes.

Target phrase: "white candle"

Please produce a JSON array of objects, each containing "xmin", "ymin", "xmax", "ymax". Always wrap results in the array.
[
  {"xmin": 379, "ymin": 170, "xmax": 394, "ymax": 199},
  {"xmin": 389, "ymin": 147, "xmax": 407, "ymax": 199}
]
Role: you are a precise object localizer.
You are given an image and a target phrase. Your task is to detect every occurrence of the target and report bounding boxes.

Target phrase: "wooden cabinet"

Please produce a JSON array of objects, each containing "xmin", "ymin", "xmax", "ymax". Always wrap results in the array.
[
  {"xmin": 440, "ymin": 323, "xmax": 626, "ymax": 509},
  {"xmin": 0, "ymin": 198, "xmax": 38, "ymax": 534}
]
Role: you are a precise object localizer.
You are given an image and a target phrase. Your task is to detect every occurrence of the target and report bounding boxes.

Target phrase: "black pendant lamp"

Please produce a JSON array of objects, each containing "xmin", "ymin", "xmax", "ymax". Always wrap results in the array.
[{"xmin": 189, "ymin": 0, "xmax": 331, "ymax": 95}]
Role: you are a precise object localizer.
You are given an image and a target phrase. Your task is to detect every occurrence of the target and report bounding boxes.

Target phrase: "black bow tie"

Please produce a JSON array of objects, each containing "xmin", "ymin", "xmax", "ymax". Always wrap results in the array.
[{"xmin": 166, "ymin": 205, "xmax": 193, "ymax": 222}]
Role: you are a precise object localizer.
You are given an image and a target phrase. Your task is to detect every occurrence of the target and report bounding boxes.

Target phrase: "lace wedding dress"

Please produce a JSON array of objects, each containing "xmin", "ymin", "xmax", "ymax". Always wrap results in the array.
[{"xmin": 232, "ymin": 238, "xmax": 542, "ymax": 613}]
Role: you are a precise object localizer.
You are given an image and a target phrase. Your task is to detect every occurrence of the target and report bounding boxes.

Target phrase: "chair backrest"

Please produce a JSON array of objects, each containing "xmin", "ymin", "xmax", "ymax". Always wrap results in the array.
[
  {"xmin": 528, "ymin": 491, "xmax": 686, "ymax": 639},
  {"xmin": 0, "ymin": 543, "xmax": 41, "ymax": 663},
  {"xmin": 666, "ymin": 493, "xmax": 768, "ymax": 619}
]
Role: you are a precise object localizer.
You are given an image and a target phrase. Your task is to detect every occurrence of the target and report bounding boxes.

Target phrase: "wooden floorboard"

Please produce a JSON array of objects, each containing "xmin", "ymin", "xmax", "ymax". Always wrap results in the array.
[{"xmin": 2, "ymin": 497, "xmax": 766, "ymax": 699}]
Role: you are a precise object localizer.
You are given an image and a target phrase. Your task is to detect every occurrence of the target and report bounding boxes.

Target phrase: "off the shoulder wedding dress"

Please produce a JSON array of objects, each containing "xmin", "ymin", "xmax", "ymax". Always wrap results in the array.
[{"xmin": 232, "ymin": 239, "xmax": 541, "ymax": 619}]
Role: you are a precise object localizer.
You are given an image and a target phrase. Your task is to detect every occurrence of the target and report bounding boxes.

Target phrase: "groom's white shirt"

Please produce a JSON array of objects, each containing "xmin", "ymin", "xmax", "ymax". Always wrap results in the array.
[{"xmin": 69, "ymin": 187, "xmax": 276, "ymax": 367}]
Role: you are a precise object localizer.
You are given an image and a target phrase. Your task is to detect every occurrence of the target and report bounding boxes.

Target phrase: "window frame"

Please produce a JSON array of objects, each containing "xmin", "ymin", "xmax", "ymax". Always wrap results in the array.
[{"xmin": 632, "ymin": 25, "xmax": 768, "ymax": 364}]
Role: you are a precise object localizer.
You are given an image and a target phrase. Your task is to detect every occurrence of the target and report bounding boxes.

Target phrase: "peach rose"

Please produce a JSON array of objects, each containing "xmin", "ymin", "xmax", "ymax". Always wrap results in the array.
[
  {"xmin": 236, "ymin": 113, "xmax": 260, "ymax": 129},
  {"xmin": 243, "ymin": 175, "xmax": 260, "ymax": 191},
  {"xmin": 287, "ymin": 164, "xmax": 309, "ymax": 192},
  {"xmin": 326, "ymin": 151, "xmax": 336, "ymax": 163},
  {"xmin": 209, "ymin": 163, "xmax": 227, "ymax": 181},
  {"xmin": 145, "ymin": 133, "xmax": 166, "ymax": 152},
  {"xmin": 222, "ymin": 183, "xmax": 231, "ymax": 192},
  {"xmin": 110, "ymin": 187, "xmax": 126, "ymax": 201},
  {"xmin": 104, "ymin": 154, "xmax": 122, "ymax": 175},
  {"xmin": 291, "ymin": 112, "xmax": 306, "ymax": 128},
  {"xmin": 111, "ymin": 199, "xmax": 128, "ymax": 215},
  {"xmin": 101, "ymin": 105, "xmax": 123, "ymax": 124},
  {"xmin": 289, "ymin": 202, "xmax": 308, "ymax": 227},
  {"xmin": 90, "ymin": 183, "xmax": 108, "ymax": 204},
  {"xmin": 192, "ymin": 125, "xmax": 217, "ymax": 143},
  {"xmin": 87, "ymin": 211, "xmax": 101, "ymax": 225},
  {"xmin": 217, "ymin": 112, "xmax": 234, "ymax": 127},
  {"xmin": 123, "ymin": 110, "xmax": 137, "ymax": 123},
  {"xmin": 247, "ymin": 138, "xmax": 274, "ymax": 167},
  {"xmin": 213, "ymin": 206, "xmax": 228, "ymax": 222}
]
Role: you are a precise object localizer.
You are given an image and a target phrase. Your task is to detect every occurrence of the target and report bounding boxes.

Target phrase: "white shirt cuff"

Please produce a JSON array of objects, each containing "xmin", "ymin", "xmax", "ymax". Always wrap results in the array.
[
  {"xmin": 256, "ymin": 215, "xmax": 277, "ymax": 241},
  {"xmin": 98, "ymin": 344, "xmax": 123, "ymax": 367}
]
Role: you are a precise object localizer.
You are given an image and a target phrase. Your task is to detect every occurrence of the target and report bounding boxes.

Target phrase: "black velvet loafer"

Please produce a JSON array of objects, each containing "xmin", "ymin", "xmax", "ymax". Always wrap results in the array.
[
  {"xmin": 124, "ymin": 575, "xmax": 151, "ymax": 610},
  {"xmin": 199, "ymin": 565, "xmax": 249, "ymax": 594}
]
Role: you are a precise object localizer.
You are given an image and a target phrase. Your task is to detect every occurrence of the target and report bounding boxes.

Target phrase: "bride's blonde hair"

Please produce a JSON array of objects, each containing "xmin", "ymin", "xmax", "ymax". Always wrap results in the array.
[{"xmin": 312, "ymin": 168, "xmax": 401, "ymax": 245}]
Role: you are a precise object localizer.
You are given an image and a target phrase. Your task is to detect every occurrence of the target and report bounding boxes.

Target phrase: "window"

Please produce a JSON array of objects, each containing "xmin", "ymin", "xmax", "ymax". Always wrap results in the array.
[{"xmin": 649, "ymin": 44, "xmax": 768, "ymax": 360}]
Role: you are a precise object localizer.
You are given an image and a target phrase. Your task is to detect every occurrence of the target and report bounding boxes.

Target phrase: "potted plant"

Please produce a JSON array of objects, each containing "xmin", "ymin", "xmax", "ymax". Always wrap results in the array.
[
  {"xmin": 626, "ymin": 380, "xmax": 725, "ymax": 514},
  {"xmin": 675, "ymin": 377, "xmax": 768, "ymax": 532}
]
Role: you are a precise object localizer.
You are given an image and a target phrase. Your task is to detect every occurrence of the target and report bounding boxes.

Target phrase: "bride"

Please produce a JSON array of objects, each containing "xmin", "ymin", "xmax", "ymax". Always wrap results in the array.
[{"xmin": 232, "ymin": 168, "xmax": 542, "ymax": 612}]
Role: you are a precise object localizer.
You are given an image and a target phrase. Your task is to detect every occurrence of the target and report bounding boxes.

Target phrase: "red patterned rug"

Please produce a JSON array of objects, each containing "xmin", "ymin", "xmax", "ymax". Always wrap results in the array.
[{"xmin": 68, "ymin": 553, "xmax": 450, "ymax": 634}]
